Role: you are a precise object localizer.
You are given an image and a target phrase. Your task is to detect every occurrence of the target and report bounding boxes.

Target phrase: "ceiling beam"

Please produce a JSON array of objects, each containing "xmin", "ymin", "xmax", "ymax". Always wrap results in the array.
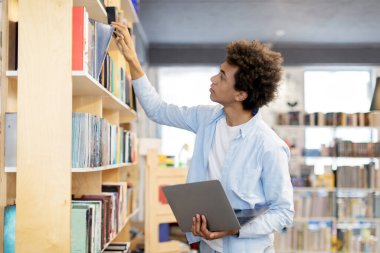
[{"xmin": 149, "ymin": 43, "xmax": 380, "ymax": 66}]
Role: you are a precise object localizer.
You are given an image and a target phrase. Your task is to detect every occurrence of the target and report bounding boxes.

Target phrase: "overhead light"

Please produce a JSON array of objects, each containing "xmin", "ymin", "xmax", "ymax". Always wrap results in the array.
[{"xmin": 275, "ymin": 29, "xmax": 286, "ymax": 37}]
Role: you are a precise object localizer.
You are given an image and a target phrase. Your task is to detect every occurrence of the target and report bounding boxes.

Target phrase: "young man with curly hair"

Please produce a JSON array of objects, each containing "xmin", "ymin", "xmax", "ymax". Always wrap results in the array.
[{"xmin": 113, "ymin": 22, "xmax": 294, "ymax": 253}]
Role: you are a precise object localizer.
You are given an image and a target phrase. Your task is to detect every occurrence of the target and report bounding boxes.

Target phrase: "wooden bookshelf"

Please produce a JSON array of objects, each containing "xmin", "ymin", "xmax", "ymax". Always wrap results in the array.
[
  {"xmin": 145, "ymin": 149, "xmax": 190, "ymax": 253},
  {"xmin": 0, "ymin": 0, "xmax": 144, "ymax": 251},
  {"xmin": 5, "ymin": 70, "xmax": 137, "ymax": 122}
]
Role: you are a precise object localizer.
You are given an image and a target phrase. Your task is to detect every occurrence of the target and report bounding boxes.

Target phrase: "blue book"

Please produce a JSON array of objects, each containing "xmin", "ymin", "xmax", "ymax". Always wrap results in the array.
[
  {"xmin": 94, "ymin": 21, "xmax": 114, "ymax": 80},
  {"xmin": 4, "ymin": 205, "xmax": 16, "ymax": 253}
]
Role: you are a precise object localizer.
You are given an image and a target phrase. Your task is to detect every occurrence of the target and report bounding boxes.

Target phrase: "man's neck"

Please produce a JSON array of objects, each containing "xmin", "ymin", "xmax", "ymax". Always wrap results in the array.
[{"xmin": 223, "ymin": 106, "xmax": 254, "ymax": 127}]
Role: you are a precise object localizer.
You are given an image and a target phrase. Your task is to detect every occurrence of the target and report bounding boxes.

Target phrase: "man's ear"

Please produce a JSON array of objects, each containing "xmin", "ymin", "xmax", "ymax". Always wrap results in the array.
[{"xmin": 236, "ymin": 91, "xmax": 248, "ymax": 102}]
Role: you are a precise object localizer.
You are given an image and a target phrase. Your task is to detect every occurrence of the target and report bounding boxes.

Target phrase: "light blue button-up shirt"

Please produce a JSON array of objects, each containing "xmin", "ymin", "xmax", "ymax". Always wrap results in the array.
[{"xmin": 133, "ymin": 75, "xmax": 294, "ymax": 253}]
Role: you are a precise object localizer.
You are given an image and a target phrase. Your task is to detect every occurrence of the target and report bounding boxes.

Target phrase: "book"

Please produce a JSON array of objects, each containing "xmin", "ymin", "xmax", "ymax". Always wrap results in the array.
[
  {"xmin": 94, "ymin": 21, "xmax": 115, "ymax": 80},
  {"xmin": 4, "ymin": 205, "xmax": 16, "ymax": 253},
  {"xmin": 72, "ymin": 201, "xmax": 102, "ymax": 253},
  {"xmin": 103, "ymin": 182, "xmax": 128, "ymax": 226},
  {"xmin": 8, "ymin": 21, "xmax": 18, "ymax": 70},
  {"xmin": 72, "ymin": 6, "xmax": 89, "ymax": 72},
  {"xmin": 106, "ymin": 6, "xmax": 118, "ymax": 24},
  {"xmin": 80, "ymin": 194, "xmax": 113, "ymax": 244},
  {"xmin": 106, "ymin": 242, "xmax": 130, "ymax": 252},
  {"xmin": 71, "ymin": 205, "xmax": 93, "ymax": 253},
  {"xmin": 5, "ymin": 113, "xmax": 17, "ymax": 167}
]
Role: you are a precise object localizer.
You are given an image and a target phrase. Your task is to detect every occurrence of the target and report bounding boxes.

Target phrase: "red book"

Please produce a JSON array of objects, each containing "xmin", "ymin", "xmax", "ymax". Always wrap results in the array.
[
  {"xmin": 72, "ymin": 6, "xmax": 85, "ymax": 71},
  {"xmin": 159, "ymin": 186, "xmax": 168, "ymax": 204}
]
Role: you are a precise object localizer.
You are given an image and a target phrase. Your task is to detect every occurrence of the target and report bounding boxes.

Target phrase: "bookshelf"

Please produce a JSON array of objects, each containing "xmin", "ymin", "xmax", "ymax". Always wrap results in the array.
[
  {"xmin": 145, "ymin": 149, "xmax": 190, "ymax": 253},
  {"xmin": 273, "ymin": 113, "xmax": 380, "ymax": 252},
  {"xmin": 0, "ymin": 0, "xmax": 143, "ymax": 252}
]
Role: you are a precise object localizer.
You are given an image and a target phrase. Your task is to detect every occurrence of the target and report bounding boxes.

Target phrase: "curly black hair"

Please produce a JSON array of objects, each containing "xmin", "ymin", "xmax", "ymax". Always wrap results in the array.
[{"xmin": 226, "ymin": 40, "xmax": 283, "ymax": 110}]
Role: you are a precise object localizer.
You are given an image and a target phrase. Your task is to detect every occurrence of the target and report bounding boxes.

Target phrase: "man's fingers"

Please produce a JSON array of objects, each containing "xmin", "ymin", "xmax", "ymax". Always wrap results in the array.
[
  {"xmin": 111, "ymin": 22, "xmax": 127, "ymax": 30},
  {"xmin": 191, "ymin": 216, "xmax": 197, "ymax": 236},
  {"xmin": 200, "ymin": 215, "xmax": 213, "ymax": 239},
  {"xmin": 195, "ymin": 214, "xmax": 201, "ymax": 234},
  {"xmin": 114, "ymin": 30, "xmax": 124, "ymax": 39}
]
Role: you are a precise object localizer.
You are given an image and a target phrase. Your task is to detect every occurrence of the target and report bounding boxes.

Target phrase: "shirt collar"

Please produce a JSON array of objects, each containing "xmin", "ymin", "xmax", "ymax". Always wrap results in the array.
[
  {"xmin": 208, "ymin": 106, "xmax": 262, "ymax": 139},
  {"xmin": 239, "ymin": 111, "xmax": 262, "ymax": 138}
]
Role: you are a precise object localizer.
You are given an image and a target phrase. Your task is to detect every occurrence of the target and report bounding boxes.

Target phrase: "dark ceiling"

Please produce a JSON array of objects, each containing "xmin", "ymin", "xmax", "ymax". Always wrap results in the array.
[
  {"xmin": 135, "ymin": 0, "xmax": 380, "ymax": 65},
  {"xmin": 139, "ymin": 0, "xmax": 380, "ymax": 45}
]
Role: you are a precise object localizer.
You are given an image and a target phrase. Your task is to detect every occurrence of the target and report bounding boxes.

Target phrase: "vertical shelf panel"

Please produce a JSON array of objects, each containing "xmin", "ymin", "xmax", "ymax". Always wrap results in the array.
[
  {"xmin": 15, "ymin": 0, "xmax": 73, "ymax": 252},
  {"xmin": 72, "ymin": 172, "xmax": 103, "ymax": 196},
  {"xmin": 104, "ymin": 108, "xmax": 120, "ymax": 125},
  {"xmin": 145, "ymin": 149, "xmax": 189, "ymax": 253},
  {"xmin": 73, "ymin": 96, "xmax": 103, "ymax": 117}
]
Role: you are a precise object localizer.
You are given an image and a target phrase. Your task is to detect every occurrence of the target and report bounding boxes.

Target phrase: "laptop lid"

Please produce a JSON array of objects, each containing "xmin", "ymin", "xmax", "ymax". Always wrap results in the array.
[{"xmin": 162, "ymin": 180, "xmax": 241, "ymax": 232}]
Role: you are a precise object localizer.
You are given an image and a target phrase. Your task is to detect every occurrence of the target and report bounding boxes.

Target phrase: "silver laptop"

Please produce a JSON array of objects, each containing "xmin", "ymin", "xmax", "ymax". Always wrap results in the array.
[{"xmin": 162, "ymin": 180, "xmax": 269, "ymax": 232}]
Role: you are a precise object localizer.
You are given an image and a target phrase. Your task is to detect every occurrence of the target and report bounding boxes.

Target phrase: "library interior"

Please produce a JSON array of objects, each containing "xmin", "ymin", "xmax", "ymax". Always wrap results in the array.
[{"xmin": 1, "ymin": 0, "xmax": 380, "ymax": 253}]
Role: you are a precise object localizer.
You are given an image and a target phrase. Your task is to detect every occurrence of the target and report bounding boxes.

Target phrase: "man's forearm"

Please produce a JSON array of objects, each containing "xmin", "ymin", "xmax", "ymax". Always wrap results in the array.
[{"xmin": 130, "ymin": 57, "xmax": 145, "ymax": 80}]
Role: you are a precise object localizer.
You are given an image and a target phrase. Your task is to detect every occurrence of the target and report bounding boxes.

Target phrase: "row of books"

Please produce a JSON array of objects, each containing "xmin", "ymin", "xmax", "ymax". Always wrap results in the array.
[
  {"xmin": 99, "ymin": 53, "xmax": 134, "ymax": 108},
  {"xmin": 3, "ymin": 182, "xmax": 135, "ymax": 253},
  {"xmin": 320, "ymin": 139, "xmax": 380, "ymax": 157},
  {"xmin": 335, "ymin": 163, "xmax": 380, "ymax": 188},
  {"xmin": 72, "ymin": 181, "xmax": 135, "ymax": 252},
  {"xmin": 294, "ymin": 191, "xmax": 335, "ymax": 218},
  {"xmin": 337, "ymin": 193, "xmax": 380, "ymax": 219},
  {"xmin": 277, "ymin": 111, "xmax": 380, "ymax": 127},
  {"xmin": 72, "ymin": 112, "xmax": 137, "ymax": 168},
  {"xmin": 337, "ymin": 225, "xmax": 380, "ymax": 253},
  {"xmin": 291, "ymin": 163, "xmax": 380, "ymax": 189},
  {"xmin": 73, "ymin": 6, "xmax": 112, "ymax": 83},
  {"xmin": 4, "ymin": 112, "xmax": 138, "ymax": 168},
  {"xmin": 275, "ymin": 221, "xmax": 380, "ymax": 253},
  {"xmin": 274, "ymin": 221, "xmax": 333, "ymax": 252}
]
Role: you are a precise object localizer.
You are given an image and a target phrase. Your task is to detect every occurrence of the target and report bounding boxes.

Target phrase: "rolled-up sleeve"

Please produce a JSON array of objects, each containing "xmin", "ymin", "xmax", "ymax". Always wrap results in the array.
[{"xmin": 133, "ymin": 75, "xmax": 203, "ymax": 133}]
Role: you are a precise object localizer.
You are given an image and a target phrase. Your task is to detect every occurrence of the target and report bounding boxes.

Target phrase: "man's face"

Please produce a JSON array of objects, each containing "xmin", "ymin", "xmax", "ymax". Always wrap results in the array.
[{"xmin": 209, "ymin": 61, "xmax": 242, "ymax": 106}]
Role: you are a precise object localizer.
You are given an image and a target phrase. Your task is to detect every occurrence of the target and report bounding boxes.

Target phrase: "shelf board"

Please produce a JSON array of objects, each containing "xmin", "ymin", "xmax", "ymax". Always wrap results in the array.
[
  {"xmin": 338, "ymin": 217, "xmax": 380, "ymax": 223},
  {"xmin": 293, "ymin": 187, "xmax": 380, "ymax": 192},
  {"xmin": 275, "ymin": 125, "xmax": 379, "ymax": 129},
  {"xmin": 73, "ymin": 0, "xmax": 107, "ymax": 23},
  {"xmin": 293, "ymin": 187, "xmax": 336, "ymax": 192},
  {"xmin": 121, "ymin": 0, "xmax": 139, "ymax": 23},
  {"xmin": 72, "ymin": 71, "xmax": 136, "ymax": 122},
  {"xmin": 5, "ymin": 71, "xmax": 136, "ymax": 122},
  {"xmin": 5, "ymin": 70, "xmax": 17, "ymax": 78},
  {"xmin": 101, "ymin": 208, "xmax": 140, "ymax": 252},
  {"xmin": 336, "ymin": 187, "xmax": 380, "ymax": 192},
  {"xmin": 4, "ymin": 167, "xmax": 16, "ymax": 173},
  {"xmin": 295, "ymin": 156, "xmax": 379, "ymax": 159},
  {"xmin": 72, "ymin": 162, "xmax": 137, "ymax": 172},
  {"xmin": 293, "ymin": 217, "xmax": 336, "ymax": 222},
  {"xmin": 6, "ymin": 163, "xmax": 137, "ymax": 173}
]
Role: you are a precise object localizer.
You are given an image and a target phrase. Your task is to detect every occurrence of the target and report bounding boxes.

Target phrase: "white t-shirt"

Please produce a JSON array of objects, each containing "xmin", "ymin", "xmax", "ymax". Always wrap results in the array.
[{"xmin": 203, "ymin": 116, "xmax": 244, "ymax": 252}]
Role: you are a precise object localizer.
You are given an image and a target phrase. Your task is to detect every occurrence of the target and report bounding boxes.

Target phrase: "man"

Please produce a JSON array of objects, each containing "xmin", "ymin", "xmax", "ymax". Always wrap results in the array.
[{"xmin": 113, "ymin": 22, "xmax": 294, "ymax": 253}]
